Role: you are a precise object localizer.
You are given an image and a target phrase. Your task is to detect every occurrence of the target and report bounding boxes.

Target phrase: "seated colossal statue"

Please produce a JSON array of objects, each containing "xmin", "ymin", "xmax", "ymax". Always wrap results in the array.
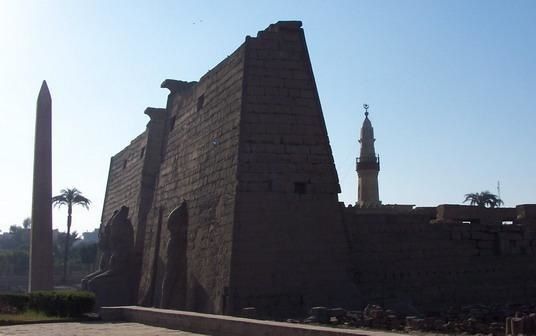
[{"xmin": 84, "ymin": 206, "xmax": 134, "ymax": 307}]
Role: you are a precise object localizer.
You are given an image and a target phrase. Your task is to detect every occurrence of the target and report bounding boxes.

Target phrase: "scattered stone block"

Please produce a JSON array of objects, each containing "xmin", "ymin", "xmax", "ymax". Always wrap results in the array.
[
  {"xmin": 241, "ymin": 307, "xmax": 257, "ymax": 319},
  {"xmin": 310, "ymin": 306, "xmax": 329, "ymax": 324},
  {"xmin": 328, "ymin": 307, "xmax": 346, "ymax": 319},
  {"xmin": 511, "ymin": 317, "xmax": 524, "ymax": 335}
]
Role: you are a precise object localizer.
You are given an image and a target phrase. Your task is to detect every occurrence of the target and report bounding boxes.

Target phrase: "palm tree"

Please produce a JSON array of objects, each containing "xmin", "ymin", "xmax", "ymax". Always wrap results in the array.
[
  {"xmin": 52, "ymin": 188, "xmax": 90, "ymax": 283},
  {"xmin": 463, "ymin": 191, "xmax": 504, "ymax": 208}
]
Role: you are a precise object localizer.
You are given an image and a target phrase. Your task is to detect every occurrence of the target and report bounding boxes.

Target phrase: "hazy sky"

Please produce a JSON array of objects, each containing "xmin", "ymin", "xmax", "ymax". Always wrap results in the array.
[{"xmin": 0, "ymin": 0, "xmax": 535, "ymax": 234}]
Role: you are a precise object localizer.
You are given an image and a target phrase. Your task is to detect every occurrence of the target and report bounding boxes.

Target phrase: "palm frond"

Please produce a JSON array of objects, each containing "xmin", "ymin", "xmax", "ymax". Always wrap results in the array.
[
  {"xmin": 463, "ymin": 190, "xmax": 503, "ymax": 208},
  {"xmin": 52, "ymin": 195, "xmax": 68, "ymax": 207},
  {"xmin": 73, "ymin": 194, "xmax": 91, "ymax": 209},
  {"xmin": 52, "ymin": 188, "xmax": 91, "ymax": 209}
]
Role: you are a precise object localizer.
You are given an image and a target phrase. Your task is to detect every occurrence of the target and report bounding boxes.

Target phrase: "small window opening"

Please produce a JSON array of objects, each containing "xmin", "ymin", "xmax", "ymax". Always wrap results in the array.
[
  {"xmin": 122, "ymin": 160, "xmax": 127, "ymax": 169},
  {"xmin": 140, "ymin": 147, "xmax": 145, "ymax": 159},
  {"xmin": 169, "ymin": 115, "xmax": 176, "ymax": 131},
  {"xmin": 294, "ymin": 182, "xmax": 306, "ymax": 194},
  {"xmin": 197, "ymin": 94, "xmax": 205, "ymax": 111}
]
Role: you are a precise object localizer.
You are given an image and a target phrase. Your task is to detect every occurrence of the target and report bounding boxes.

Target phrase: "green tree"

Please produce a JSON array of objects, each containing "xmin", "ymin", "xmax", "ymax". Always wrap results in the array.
[
  {"xmin": 52, "ymin": 188, "xmax": 90, "ymax": 283},
  {"xmin": 0, "ymin": 224, "xmax": 30, "ymax": 251},
  {"xmin": 22, "ymin": 217, "xmax": 31, "ymax": 229},
  {"xmin": 463, "ymin": 191, "xmax": 504, "ymax": 208}
]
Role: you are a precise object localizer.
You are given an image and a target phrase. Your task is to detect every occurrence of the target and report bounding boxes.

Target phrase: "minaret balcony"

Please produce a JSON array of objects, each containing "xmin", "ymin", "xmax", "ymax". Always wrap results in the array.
[{"xmin": 356, "ymin": 155, "xmax": 380, "ymax": 171}]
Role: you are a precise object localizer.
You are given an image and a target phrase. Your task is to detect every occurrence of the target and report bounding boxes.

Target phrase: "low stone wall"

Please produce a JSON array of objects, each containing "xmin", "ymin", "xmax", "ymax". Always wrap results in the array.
[
  {"xmin": 343, "ymin": 208, "xmax": 536, "ymax": 309},
  {"xmin": 100, "ymin": 306, "xmax": 381, "ymax": 336}
]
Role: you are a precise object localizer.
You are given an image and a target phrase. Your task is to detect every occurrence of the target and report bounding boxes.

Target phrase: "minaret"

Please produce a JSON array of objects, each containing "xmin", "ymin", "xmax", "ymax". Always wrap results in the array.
[
  {"xmin": 356, "ymin": 104, "xmax": 381, "ymax": 207},
  {"xmin": 29, "ymin": 81, "xmax": 54, "ymax": 291}
]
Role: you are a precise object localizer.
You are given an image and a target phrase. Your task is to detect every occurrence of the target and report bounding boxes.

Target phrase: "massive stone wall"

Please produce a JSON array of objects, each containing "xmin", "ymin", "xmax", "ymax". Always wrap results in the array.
[
  {"xmin": 101, "ymin": 132, "xmax": 148, "ymax": 238},
  {"xmin": 133, "ymin": 21, "xmax": 356, "ymax": 316},
  {"xmin": 137, "ymin": 44, "xmax": 246, "ymax": 313},
  {"xmin": 98, "ymin": 108, "xmax": 168, "ymax": 304},
  {"xmin": 229, "ymin": 22, "xmax": 355, "ymax": 316},
  {"xmin": 344, "ymin": 208, "xmax": 536, "ymax": 311}
]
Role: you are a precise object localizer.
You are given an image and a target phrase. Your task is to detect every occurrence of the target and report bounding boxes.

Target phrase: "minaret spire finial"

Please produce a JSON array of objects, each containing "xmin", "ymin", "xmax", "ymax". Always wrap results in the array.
[{"xmin": 363, "ymin": 103, "xmax": 369, "ymax": 117}]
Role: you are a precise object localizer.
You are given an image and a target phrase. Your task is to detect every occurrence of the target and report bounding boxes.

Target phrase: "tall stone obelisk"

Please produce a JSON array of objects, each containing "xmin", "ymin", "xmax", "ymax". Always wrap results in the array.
[{"xmin": 29, "ymin": 81, "xmax": 54, "ymax": 291}]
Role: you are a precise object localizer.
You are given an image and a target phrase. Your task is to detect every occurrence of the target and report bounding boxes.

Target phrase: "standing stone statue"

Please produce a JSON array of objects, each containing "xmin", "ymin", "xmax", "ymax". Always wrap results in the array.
[
  {"xmin": 29, "ymin": 81, "xmax": 54, "ymax": 292},
  {"xmin": 86, "ymin": 206, "xmax": 134, "ymax": 307},
  {"xmin": 161, "ymin": 201, "xmax": 188, "ymax": 309}
]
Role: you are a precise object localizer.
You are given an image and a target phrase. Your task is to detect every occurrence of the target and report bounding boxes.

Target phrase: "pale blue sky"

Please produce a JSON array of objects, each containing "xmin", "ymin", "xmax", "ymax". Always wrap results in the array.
[{"xmin": 1, "ymin": 0, "xmax": 535, "ymax": 234}]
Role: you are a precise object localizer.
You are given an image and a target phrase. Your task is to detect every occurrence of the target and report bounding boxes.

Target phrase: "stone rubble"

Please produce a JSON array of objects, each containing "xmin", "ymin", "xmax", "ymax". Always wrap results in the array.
[{"xmin": 299, "ymin": 303, "xmax": 536, "ymax": 335}]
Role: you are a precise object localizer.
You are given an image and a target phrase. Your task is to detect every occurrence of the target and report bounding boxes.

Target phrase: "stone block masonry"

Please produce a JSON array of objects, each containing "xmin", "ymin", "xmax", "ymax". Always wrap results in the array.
[
  {"xmin": 137, "ymin": 41, "xmax": 246, "ymax": 312},
  {"xmin": 102, "ymin": 132, "xmax": 147, "ymax": 237},
  {"xmin": 344, "ymin": 208, "xmax": 536, "ymax": 310},
  {"xmin": 229, "ymin": 21, "xmax": 353, "ymax": 317}
]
